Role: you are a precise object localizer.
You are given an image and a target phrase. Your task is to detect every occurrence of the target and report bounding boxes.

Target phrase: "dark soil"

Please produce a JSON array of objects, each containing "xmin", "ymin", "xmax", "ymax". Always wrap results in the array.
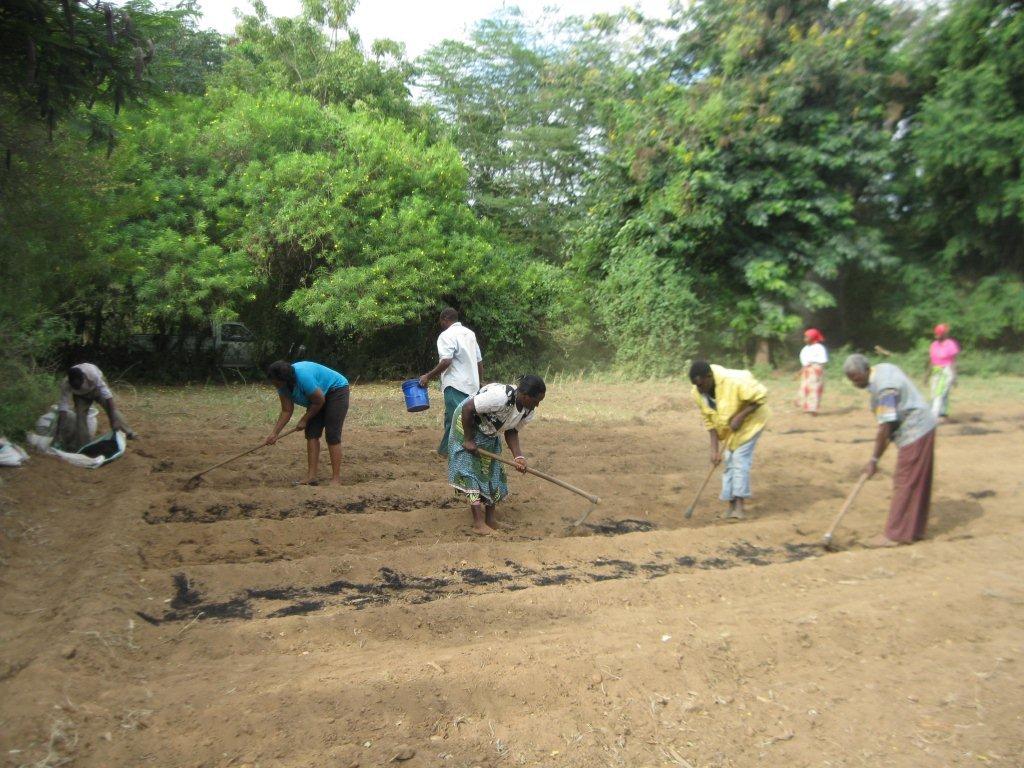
[{"xmin": 140, "ymin": 540, "xmax": 823, "ymax": 623}]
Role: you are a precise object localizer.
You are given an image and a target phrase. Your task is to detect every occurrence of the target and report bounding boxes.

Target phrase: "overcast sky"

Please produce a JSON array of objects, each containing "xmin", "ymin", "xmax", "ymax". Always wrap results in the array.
[{"xmin": 192, "ymin": 0, "xmax": 673, "ymax": 58}]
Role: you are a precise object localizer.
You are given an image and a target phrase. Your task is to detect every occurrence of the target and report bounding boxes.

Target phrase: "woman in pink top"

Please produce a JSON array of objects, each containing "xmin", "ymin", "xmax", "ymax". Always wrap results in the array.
[{"xmin": 927, "ymin": 323, "xmax": 960, "ymax": 418}]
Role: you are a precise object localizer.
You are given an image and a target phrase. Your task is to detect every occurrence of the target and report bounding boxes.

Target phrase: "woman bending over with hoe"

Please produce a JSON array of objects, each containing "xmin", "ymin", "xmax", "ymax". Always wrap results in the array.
[
  {"xmin": 265, "ymin": 360, "xmax": 350, "ymax": 486},
  {"xmin": 448, "ymin": 375, "xmax": 546, "ymax": 534}
]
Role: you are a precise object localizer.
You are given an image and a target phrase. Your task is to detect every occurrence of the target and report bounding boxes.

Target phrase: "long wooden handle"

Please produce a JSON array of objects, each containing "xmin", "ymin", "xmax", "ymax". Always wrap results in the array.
[
  {"xmin": 191, "ymin": 426, "xmax": 300, "ymax": 480},
  {"xmin": 684, "ymin": 462, "xmax": 719, "ymax": 519},
  {"xmin": 476, "ymin": 449, "xmax": 600, "ymax": 504},
  {"xmin": 822, "ymin": 472, "xmax": 870, "ymax": 541}
]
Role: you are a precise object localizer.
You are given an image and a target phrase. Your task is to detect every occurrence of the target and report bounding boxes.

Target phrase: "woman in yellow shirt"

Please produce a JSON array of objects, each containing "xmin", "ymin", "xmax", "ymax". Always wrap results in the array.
[{"xmin": 689, "ymin": 361, "xmax": 769, "ymax": 520}]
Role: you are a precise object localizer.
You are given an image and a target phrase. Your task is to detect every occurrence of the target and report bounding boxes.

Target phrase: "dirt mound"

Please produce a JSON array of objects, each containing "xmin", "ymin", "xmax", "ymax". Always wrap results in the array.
[{"xmin": 1, "ymin": 379, "xmax": 1022, "ymax": 767}]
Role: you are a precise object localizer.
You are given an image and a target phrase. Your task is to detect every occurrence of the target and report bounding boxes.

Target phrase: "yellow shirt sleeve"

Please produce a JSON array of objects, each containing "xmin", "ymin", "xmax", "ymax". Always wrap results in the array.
[
  {"xmin": 691, "ymin": 386, "xmax": 716, "ymax": 432},
  {"xmin": 736, "ymin": 374, "xmax": 768, "ymax": 406}
]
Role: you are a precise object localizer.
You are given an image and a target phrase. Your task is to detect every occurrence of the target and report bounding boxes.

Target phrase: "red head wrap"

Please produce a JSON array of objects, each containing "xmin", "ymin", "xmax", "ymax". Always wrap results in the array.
[
  {"xmin": 934, "ymin": 323, "xmax": 949, "ymax": 338},
  {"xmin": 804, "ymin": 328, "xmax": 824, "ymax": 344}
]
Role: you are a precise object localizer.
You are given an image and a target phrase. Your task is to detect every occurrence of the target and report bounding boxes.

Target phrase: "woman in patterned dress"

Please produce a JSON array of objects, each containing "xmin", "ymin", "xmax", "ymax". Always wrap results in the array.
[{"xmin": 447, "ymin": 375, "xmax": 546, "ymax": 534}]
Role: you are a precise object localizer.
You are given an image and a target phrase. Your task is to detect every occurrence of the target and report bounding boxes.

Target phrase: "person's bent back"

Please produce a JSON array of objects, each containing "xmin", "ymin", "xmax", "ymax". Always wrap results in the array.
[{"xmin": 56, "ymin": 363, "xmax": 135, "ymax": 450}]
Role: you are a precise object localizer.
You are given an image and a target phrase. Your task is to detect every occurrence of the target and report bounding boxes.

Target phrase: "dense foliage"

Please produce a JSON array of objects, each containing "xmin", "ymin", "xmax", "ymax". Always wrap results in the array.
[
  {"xmin": 100, "ymin": 89, "xmax": 555, "ymax": 368},
  {"xmin": 1, "ymin": 0, "xmax": 1022, "ymax": 433},
  {"xmin": 420, "ymin": 0, "xmax": 1023, "ymax": 369},
  {"xmin": 889, "ymin": 0, "xmax": 1024, "ymax": 349}
]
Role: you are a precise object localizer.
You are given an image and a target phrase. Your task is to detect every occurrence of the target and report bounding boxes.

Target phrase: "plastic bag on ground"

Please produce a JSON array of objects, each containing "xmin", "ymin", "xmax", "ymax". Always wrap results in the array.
[
  {"xmin": 0, "ymin": 437, "xmax": 30, "ymax": 467},
  {"xmin": 27, "ymin": 430, "xmax": 126, "ymax": 469},
  {"xmin": 33, "ymin": 404, "xmax": 98, "ymax": 444}
]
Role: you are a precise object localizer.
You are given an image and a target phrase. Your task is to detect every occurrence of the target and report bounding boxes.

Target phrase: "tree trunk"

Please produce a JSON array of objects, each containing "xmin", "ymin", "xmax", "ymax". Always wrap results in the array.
[
  {"xmin": 91, "ymin": 301, "xmax": 104, "ymax": 349},
  {"xmin": 754, "ymin": 338, "xmax": 771, "ymax": 367}
]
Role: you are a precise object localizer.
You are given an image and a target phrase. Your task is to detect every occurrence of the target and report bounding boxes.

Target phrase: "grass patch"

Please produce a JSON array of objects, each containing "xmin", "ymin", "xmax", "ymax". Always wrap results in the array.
[
  {"xmin": 119, "ymin": 365, "xmax": 1023, "ymax": 435},
  {"xmin": 128, "ymin": 381, "xmax": 448, "ymax": 433}
]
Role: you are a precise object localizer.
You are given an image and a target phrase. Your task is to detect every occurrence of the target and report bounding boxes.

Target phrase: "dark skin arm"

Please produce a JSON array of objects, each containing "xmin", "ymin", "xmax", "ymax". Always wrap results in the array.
[
  {"xmin": 265, "ymin": 388, "xmax": 325, "ymax": 444},
  {"xmin": 420, "ymin": 359, "xmax": 485, "ymax": 389},
  {"xmin": 864, "ymin": 421, "xmax": 895, "ymax": 478},
  {"xmin": 460, "ymin": 400, "xmax": 525, "ymax": 471},
  {"xmin": 295, "ymin": 388, "xmax": 326, "ymax": 432},
  {"xmin": 54, "ymin": 383, "xmax": 71, "ymax": 437},
  {"xmin": 100, "ymin": 397, "xmax": 133, "ymax": 436},
  {"xmin": 728, "ymin": 403, "xmax": 760, "ymax": 433},
  {"xmin": 419, "ymin": 358, "xmax": 453, "ymax": 388},
  {"xmin": 265, "ymin": 395, "xmax": 295, "ymax": 445},
  {"xmin": 461, "ymin": 397, "xmax": 480, "ymax": 454},
  {"xmin": 707, "ymin": 396, "xmax": 759, "ymax": 463},
  {"xmin": 55, "ymin": 410, "xmax": 68, "ymax": 441},
  {"xmin": 504, "ymin": 428, "xmax": 527, "ymax": 473},
  {"xmin": 100, "ymin": 397, "xmax": 117, "ymax": 427},
  {"xmin": 55, "ymin": 397, "xmax": 130, "ymax": 437},
  {"xmin": 707, "ymin": 429, "xmax": 721, "ymax": 465}
]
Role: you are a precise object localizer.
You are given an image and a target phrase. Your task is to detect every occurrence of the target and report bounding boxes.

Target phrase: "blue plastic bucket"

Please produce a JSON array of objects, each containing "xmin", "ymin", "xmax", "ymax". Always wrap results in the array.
[{"xmin": 402, "ymin": 379, "xmax": 430, "ymax": 412}]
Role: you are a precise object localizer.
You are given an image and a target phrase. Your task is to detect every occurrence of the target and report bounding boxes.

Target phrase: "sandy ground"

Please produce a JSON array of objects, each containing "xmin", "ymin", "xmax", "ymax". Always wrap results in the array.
[{"xmin": 1, "ymin": 375, "xmax": 1022, "ymax": 768}]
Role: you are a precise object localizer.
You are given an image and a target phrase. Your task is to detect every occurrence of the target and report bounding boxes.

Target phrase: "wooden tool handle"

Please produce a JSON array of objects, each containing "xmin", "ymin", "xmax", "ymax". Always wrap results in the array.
[
  {"xmin": 192, "ymin": 426, "xmax": 300, "ymax": 480},
  {"xmin": 822, "ymin": 472, "xmax": 870, "ymax": 540},
  {"xmin": 476, "ymin": 448, "xmax": 600, "ymax": 504},
  {"xmin": 684, "ymin": 461, "xmax": 718, "ymax": 519}
]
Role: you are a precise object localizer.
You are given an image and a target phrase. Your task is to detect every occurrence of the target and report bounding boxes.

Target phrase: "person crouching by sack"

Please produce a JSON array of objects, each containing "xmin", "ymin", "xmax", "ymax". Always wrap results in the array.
[
  {"xmin": 447, "ymin": 375, "xmax": 546, "ymax": 535},
  {"xmin": 264, "ymin": 360, "xmax": 350, "ymax": 486},
  {"xmin": 56, "ymin": 363, "xmax": 136, "ymax": 451}
]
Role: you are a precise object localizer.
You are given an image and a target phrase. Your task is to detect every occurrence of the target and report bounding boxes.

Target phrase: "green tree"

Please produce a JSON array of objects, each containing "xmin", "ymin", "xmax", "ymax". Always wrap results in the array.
[
  {"xmin": 0, "ymin": 0, "xmax": 205, "ymax": 432},
  {"xmin": 92, "ymin": 84, "xmax": 561, "ymax": 374},
  {"xmin": 577, "ymin": 0, "xmax": 908, "ymax": 368},
  {"xmin": 419, "ymin": 9, "xmax": 632, "ymax": 262},
  {"xmin": 147, "ymin": 0, "xmax": 225, "ymax": 96},
  {"xmin": 905, "ymin": 0, "xmax": 1024, "ymax": 275},
  {"xmin": 220, "ymin": 0, "xmax": 418, "ymax": 124},
  {"xmin": 875, "ymin": 0, "xmax": 1024, "ymax": 350},
  {"xmin": 0, "ymin": 0, "xmax": 183, "ymax": 140}
]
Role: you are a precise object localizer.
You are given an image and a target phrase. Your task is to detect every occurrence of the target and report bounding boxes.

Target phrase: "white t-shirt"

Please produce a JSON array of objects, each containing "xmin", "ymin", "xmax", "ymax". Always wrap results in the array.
[
  {"xmin": 799, "ymin": 343, "xmax": 828, "ymax": 367},
  {"xmin": 437, "ymin": 322, "xmax": 482, "ymax": 395},
  {"xmin": 58, "ymin": 363, "xmax": 114, "ymax": 413},
  {"xmin": 472, "ymin": 383, "xmax": 536, "ymax": 436}
]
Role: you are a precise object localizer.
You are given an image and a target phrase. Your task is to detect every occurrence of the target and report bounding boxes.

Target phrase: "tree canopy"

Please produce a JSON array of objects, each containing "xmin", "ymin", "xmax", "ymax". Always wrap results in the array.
[{"xmin": 1, "ymin": 0, "xmax": 1022, "ymax": 412}]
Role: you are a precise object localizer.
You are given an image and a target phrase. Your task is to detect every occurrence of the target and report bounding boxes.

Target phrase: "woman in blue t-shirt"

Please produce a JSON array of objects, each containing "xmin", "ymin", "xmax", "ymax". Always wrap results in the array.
[{"xmin": 264, "ymin": 360, "xmax": 350, "ymax": 485}]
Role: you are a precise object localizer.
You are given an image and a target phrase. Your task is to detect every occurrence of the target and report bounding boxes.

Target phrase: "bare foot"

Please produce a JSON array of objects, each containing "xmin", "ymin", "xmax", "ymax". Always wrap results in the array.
[
  {"xmin": 470, "ymin": 504, "xmax": 496, "ymax": 535},
  {"xmin": 327, "ymin": 477, "xmax": 343, "ymax": 486},
  {"xmin": 862, "ymin": 534, "xmax": 900, "ymax": 548},
  {"xmin": 293, "ymin": 478, "xmax": 319, "ymax": 487}
]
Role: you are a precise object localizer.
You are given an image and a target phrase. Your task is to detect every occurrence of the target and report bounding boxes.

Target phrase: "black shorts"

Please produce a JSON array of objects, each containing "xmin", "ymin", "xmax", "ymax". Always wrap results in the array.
[{"xmin": 305, "ymin": 386, "xmax": 349, "ymax": 445}]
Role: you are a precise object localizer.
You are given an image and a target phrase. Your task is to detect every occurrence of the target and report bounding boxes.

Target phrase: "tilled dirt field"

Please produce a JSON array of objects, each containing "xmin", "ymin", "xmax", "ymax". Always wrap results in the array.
[{"xmin": 1, "ymin": 377, "xmax": 1022, "ymax": 767}]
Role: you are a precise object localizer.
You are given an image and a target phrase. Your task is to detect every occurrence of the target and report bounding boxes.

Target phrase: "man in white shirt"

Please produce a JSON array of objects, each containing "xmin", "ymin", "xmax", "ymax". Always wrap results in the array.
[
  {"xmin": 419, "ymin": 307, "xmax": 484, "ymax": 454},
  {"xmin": 56, "ymin": 363, "xmax": 136, "ymax": 450}
]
